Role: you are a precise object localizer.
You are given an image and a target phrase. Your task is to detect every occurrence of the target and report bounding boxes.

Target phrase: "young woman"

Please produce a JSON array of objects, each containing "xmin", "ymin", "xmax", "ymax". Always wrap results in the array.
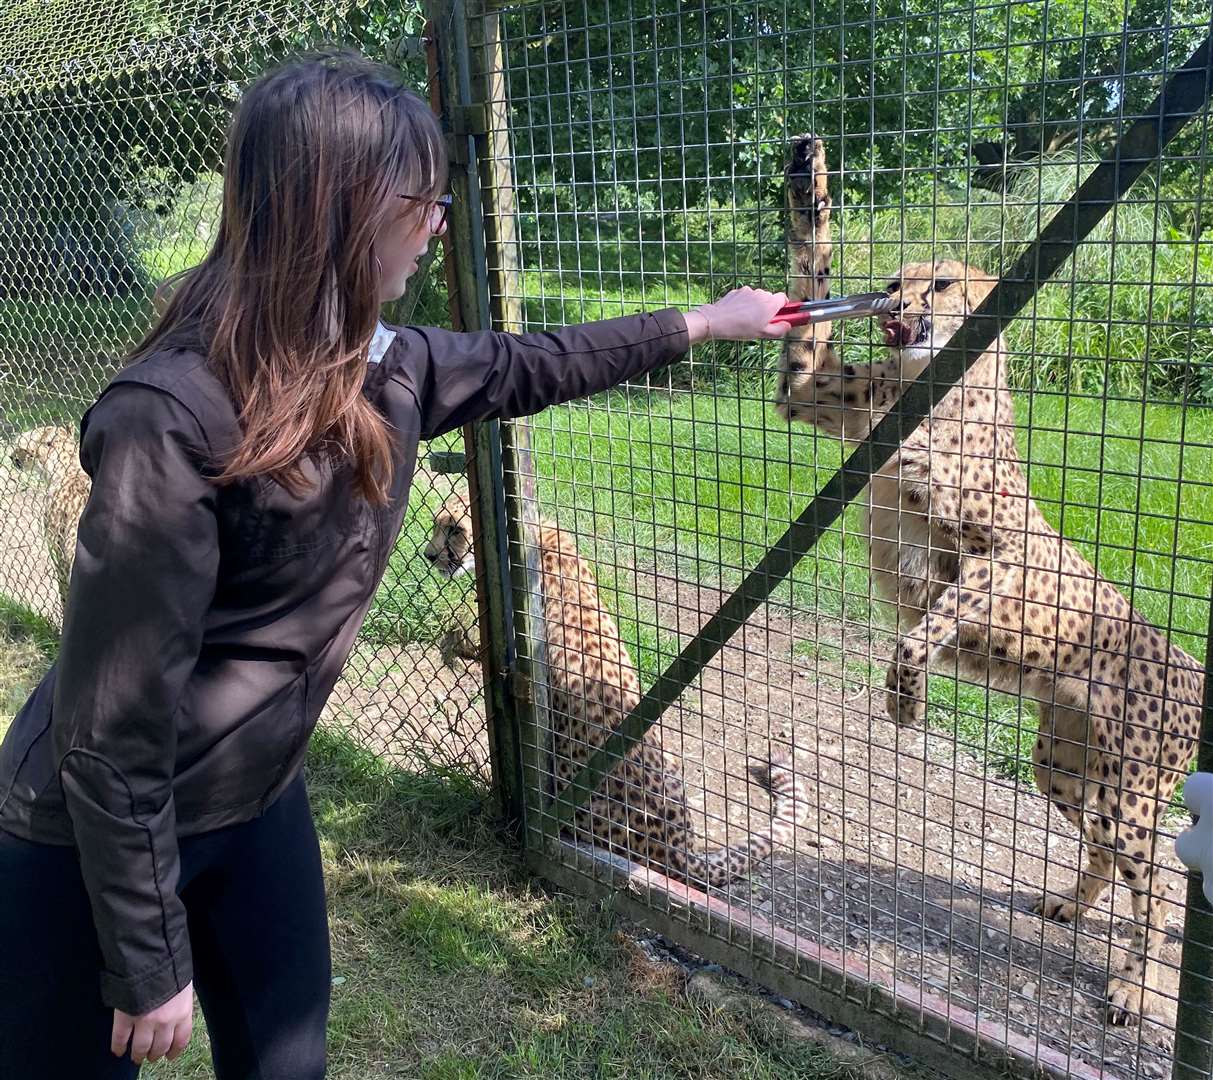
[{"xmin": 0, "ymin": 51, "xmax": 789, "ymax": 1077}]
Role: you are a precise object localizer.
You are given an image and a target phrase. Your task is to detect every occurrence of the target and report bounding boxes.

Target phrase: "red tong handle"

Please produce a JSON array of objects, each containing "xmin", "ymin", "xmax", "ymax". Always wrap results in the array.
[{"xmin": 772, "ymin": 307, "xmax": 819, "ymax": 327}]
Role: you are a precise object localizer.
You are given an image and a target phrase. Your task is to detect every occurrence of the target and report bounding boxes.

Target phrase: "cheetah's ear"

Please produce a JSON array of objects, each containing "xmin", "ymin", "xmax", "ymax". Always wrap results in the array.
[{"xmin": 1174, "ymin": 772, "xmax": 1213, "ymax": 907}]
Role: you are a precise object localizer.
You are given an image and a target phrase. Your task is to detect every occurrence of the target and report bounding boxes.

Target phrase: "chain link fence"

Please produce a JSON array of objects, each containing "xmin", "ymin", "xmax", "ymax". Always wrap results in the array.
[{"xmin": 0, "ymin": 0, "xmax": 492, "ymax": 778}]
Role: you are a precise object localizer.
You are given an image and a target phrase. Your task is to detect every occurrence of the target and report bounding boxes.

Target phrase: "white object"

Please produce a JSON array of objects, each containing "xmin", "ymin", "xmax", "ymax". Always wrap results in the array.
[
  {"xmin": 368, "ymin": 322, "xmax": 397, "ymax": 365},
  {"xmin": 1174, "ymin": 771, "xmax": 1213, "ymax": 907}
]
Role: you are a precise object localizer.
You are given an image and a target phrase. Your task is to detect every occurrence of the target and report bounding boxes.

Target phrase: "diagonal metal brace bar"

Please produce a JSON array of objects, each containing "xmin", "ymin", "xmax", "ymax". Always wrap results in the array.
[{"xmin": 549, "ymin": 32, "xmax": 1213, "ymax": 830}]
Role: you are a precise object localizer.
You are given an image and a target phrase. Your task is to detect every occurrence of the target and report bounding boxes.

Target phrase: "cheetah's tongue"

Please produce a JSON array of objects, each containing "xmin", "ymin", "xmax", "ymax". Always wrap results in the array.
[{"xmin": 882, "ymin": 320, "xmax": 913, "ymax": 348}]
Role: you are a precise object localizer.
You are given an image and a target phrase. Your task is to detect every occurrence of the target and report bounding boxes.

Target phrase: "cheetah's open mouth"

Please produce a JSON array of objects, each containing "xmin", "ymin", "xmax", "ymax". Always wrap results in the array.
[{"xmin": 881, "ymin": 317, "xmax": 929, "ymax": 348}]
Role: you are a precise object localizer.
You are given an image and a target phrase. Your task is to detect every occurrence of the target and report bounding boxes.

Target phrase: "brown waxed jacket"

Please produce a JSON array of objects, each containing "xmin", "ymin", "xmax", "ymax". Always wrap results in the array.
[{"xmin": 0, "ymin": 308, "xmax": 690, "ymax": 1015}]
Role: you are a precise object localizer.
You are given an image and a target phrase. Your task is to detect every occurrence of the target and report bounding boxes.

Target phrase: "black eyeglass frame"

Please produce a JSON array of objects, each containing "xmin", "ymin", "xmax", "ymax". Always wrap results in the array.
[{"xmin": 397, "ymin": 193, "xmax": 453, "ymax": 233}]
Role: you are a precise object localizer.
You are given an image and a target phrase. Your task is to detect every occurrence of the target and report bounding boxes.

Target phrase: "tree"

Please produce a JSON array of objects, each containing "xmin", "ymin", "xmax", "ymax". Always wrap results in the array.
[{"xmin": 498, "ymin": 0, "xmax": 1211, "ymax": 245}]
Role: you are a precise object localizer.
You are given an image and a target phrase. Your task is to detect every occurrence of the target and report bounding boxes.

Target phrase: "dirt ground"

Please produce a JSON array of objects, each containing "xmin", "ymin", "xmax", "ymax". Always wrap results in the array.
[
  {"xmin": 0, "ymin": 465, "xmax": 66, "ymax": 626},
  {"xmin": 612, "ymin": 568, "xmax": 1191, "ymax": 1080},
  {"xmin": 327, "ymin": 550, "xmax": 1194, "ymax": 1078},
  {"xmin": 322, "ymin": 640, "xmax": 489, "ymax": 778}
]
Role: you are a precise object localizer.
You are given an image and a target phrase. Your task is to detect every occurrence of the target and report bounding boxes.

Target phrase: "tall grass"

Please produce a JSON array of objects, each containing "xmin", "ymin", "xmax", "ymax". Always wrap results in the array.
[
  {"xmin": 4, "ymin": 152, "xmax": 1207, "ymax": 418},
  {"xmin": 835, "ymin": 153, "xmax": 1213, "ymax": 402},
  {"xmin": 128, "ymin": 172, "xmax": 223, "ymax": 284}
]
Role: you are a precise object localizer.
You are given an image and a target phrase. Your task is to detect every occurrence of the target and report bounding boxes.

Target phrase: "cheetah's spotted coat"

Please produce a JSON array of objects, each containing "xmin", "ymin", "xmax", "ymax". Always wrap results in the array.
[{"xmin": 10, "ymin": 425, "xmax": 89, "ymax": 612}]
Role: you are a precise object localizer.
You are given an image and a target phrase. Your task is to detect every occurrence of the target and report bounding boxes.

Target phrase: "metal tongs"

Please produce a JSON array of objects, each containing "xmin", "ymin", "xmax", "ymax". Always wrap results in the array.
[{"xmin": 772, "ymin": 291, "xmax": 897, "ymax": 327}]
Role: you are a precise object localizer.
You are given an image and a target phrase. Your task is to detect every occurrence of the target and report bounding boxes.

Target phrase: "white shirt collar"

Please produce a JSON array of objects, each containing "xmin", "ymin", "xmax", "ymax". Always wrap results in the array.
[{"xmin": 368, "ymin": 321, "xmax": 397, "ymax": 365}]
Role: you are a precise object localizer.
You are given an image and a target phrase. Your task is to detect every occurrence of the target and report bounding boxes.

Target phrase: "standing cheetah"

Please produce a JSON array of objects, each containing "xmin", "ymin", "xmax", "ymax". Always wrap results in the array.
[
  {"xmin": 427, "ymin": 490, "xmax": 809, "ymax": 888},
  {"xmin": 776, "ymin": 133, "xmax": 1203, "ymax": 1025},
  {"xmin": 10, "ymin": 424, "xmax": 90, "ymax": 612}
]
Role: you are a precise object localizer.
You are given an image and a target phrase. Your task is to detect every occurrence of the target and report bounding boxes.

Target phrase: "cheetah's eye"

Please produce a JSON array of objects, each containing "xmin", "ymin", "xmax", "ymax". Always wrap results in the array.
[{"xmin": 934, "ymin": 278, "xmax": 955, "ymax": 291}]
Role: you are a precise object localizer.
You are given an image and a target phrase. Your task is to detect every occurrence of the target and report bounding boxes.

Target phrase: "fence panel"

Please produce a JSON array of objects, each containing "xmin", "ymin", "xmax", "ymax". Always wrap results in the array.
[{"xmin": 457, "ymin": 0, "xmax": 1213, "ymax": 1075}]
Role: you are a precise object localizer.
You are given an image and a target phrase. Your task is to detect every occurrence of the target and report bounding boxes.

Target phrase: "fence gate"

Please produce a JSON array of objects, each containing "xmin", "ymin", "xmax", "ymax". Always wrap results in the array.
[{"xmin": 430, "ymin": 0, "xmax": 1213, "ymax": 1076}]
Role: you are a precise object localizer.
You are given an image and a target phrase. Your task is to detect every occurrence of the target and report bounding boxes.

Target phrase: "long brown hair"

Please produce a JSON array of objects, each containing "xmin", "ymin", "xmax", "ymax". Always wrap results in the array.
[{"xmin": 134, "ymin": 50, "xmax": 448, "ymax": 503}]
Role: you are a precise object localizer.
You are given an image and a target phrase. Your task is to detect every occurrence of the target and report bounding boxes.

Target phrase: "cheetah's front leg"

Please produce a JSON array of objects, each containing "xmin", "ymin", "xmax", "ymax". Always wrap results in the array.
[
  {"xmin": 785, "ymin": 133, "xmax": 832, "ymax": 301},
  {"xmin": 777, "ymin": 135, "xmax": 843, "ymax": 429},
  {"xmin": 886, "ymin": 558, "xmax": 993, "ymax": 726}
]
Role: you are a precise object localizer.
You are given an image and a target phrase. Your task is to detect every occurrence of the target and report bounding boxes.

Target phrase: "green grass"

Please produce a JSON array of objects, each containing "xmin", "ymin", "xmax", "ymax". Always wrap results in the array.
[
  {"xmin": 0, "ymin": 295, "xmax": 147, "ymax": 428},
  {"xmin": 524, "ymin": 386, "xmax": 867, "ymax": 620},
  {"xmin": 376, "ymin": 377, "xmax": 1213, "ymax": 680},
  {"xmin": 927, "ymin": 679, "xmax": 1038, "ymax": 786},
  {"xmin": 515, "ymin": 385, "xmax": 1213, "ymax": 640},
  {"xmin": 5, "ymin": 171, "xmax": 1211, "ymax": 775},
  {"xmin": 130, "ymin": 173, "xmax": 222, "ymax": 285},
  {"xmin": 366, "ymin": 433, "xmax": 477, "ymax": 650},
  {"xmin": 236, "ymin": 729, "xmax": 876, "ymax": 1078},
  {"xmin": 1016, "ymin": 391, "xmax": 1213, "ymax": 655},
  {"xmin": 520, "ymin": 152, "xmax": 1213, "ymax": 400},
  {"xmin": 0, "ymin": 595, "xmax": 59, "ymax": 663},
  {"xmin": 374, "ymin": 379, "xmax": 1213, "ymax": 788},
  {"xmin": 0, "ymin": 599, "xmax": 57, "ymax": 719},
  {"xmin": 3, "ymin": 301, "xmax": 1197, "ymax": 784}
]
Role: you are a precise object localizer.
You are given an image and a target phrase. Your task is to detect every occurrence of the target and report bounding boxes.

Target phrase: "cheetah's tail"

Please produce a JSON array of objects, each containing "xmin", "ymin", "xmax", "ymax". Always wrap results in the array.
[{"xmin": 684, "ymin": 750, "xmax": 810, "ymax": 889}]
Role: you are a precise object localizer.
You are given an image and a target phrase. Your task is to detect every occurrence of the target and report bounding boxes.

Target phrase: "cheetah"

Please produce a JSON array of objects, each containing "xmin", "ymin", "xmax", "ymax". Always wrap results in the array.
[
  {"xmin": 437, "ymin": 617, "xmax": 481, "ymax": 669},
  {"xmin": 776, "ymin": 133, "xmax": 1203, "ymax": 1025},
  {"xmin": 426, "ymin": 489, "xmax": 809, "ymax": 887},
  {"xmin": 10, "ymin": 424, "xmax": 89, "ymax": 612}
]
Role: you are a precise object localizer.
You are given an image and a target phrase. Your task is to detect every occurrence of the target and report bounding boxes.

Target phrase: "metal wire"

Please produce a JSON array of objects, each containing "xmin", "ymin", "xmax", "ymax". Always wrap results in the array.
[{"xmin": 6, "ymin": 0, "xmax": 1213, "ymax": 1074}]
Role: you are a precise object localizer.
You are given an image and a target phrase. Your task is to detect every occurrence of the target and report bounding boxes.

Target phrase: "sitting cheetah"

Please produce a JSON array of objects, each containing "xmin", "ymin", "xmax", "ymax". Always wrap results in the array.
[
  {"xmin": 426, "ymin": 490, "xmax": 809, "ymax": 887},
  {"xmin": 10, "ymin": 424, "xmax": 89, "ymax": 612},
  {"xmin": 777, "ymin": 134, "xmax": 1203, "ymax": 1025}
]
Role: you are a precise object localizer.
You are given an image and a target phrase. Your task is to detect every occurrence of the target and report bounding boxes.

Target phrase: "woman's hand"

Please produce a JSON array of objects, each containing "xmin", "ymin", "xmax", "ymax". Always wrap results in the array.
[
  {"xmin": 683, "ymin": 287, "xmax": 791, "ymax": 344},
  {"xmin": 112, "ymin": 981, "xmax": 194, "ymax": 1064}
]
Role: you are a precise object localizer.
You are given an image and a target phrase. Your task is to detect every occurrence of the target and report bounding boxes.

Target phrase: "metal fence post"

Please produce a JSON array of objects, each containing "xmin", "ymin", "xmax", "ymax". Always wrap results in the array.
[
  {"xmin": 466, "ymin": 3, "xmax": 553, "ymax": 848},
  {"xmin": 425, "ymin": 0, "xmax": 527, "ymax": 827}
]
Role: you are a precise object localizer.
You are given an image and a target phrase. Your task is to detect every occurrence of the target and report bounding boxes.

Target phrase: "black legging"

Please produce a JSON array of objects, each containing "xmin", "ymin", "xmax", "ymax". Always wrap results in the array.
[{"xmin": 0, "ymin": 773, "xmax": 330, "ymax": 1078}]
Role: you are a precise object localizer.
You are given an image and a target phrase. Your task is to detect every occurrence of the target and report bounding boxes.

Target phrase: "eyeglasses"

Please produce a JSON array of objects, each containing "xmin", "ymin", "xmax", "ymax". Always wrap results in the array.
[{"xmin": 397, "ymin": 193, "xmax": 453, "ymax": 233}]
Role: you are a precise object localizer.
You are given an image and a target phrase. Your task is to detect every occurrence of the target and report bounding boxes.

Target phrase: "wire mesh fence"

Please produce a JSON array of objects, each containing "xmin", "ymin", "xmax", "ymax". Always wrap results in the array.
[
  {"xmin": 0, "ymin": 0, "xmax": 492, "ymax": 777},
  {"xmin": 446, "ymin": 0, "xmax": 1213, "ymax": 1076}
]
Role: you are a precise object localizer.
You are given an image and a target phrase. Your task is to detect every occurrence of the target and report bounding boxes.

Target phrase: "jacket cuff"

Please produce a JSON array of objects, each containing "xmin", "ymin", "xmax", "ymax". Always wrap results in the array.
[
  {"xmin": 100, "ymin": 938, "xmax": 193, "ymax": 1017},
  {"xmin": 651, "ymin": 307, "xmax": 692, "ymax": 363}
]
